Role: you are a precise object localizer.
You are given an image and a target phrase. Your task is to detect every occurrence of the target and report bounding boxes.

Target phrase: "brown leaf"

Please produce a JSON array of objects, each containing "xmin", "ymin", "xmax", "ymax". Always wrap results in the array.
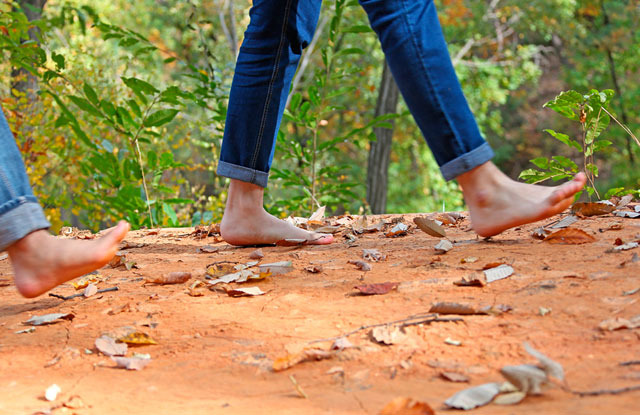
[
  {"xmin": 434, "ymin": 239, "xmax": 453, "ymax": 253},
  {"xmin": 95, "ymin": 335, "xmax": 128, "ymax": 356},
  {"xmin": 544, "ymin": 228, "xmax": 596, "ymax": 244},
  {"xmin": 429, "ymin": 302, "xmax": 486, "ymax": 315},
  {"xmin": 432, "ymin": 213, "xmax": 458, "ymax": 225},
  {"xmin": 370, "ymin": 326, "xmax": 406, "ymax": 345},
  {"xmin": 380, "ymin": 397, "xmax": 435, "ymax": 415},
  {"xmin": 363, "ymin": 220, "xmax": 385, "ymax": 233},
  {"xmin": 198, "ymin": 245, "xmax": 219, "ymax": 253},
  {"xmin": 348, "ymin": 260, "xmax": 372, "ymax": 271},
  {"xmin": 305, "ymin": 265, "xmax": 323, "ymax": 273},
  {"xmin": 187, "ymin": 280, "xmax": 205, "ymax": 297},
  {"xmin": 145, "ymin": 271, "xmax": 191, "ymax": 285},
  {"xmin": 571, "ymin": 202, "xmax": 615, "ymax": 217},
  {"xmin": 385, "ymin": 222, "xmax": 409, "ymax": 238},
  {"xmin": 206, "ymin": 262, "xmax": 237, "ymax": 278},
  {"xmin": 413, "ymin": 217, "xmax": 446, "ymax": 237},
  {"xmin": 272, "ymin": 348, "xmax": 333, "ymax": 372},
  {"xmin": 598, "ymin": 316, "xmax": 640, "ymax": 331},
  {"xmin": 117, "ymin": 331, "xmax": 157, "ymax": 345},
  {"xmin": 453, "ymin": 274, "xmax": 486, "ymax": 287},
  {"xmin": 354, "ymin": 282, "xmax": 399, "ymax": 295},
  {"xmin": 531, "ymin": 227, "xmax": 550, "ymax": 240},
  {"xmin": 226, "ymin": 287, "xmax": 266, "ymax": 297},
  {"xmin": 440, "ymin": 372, "xmax": 470, "ymax": 383},
  {"xmin": 363, "ymin": 248, "xmax": 386, "ymax": 262},
  {"xmin": 275, "ymin": 238, "xmax": 308, "ymax": 246}
]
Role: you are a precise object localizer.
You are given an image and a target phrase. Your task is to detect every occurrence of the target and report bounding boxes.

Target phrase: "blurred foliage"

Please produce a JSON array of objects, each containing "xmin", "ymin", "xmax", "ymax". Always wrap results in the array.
[{"xmin": 1, "ymin": 0, "xmax": 637, "ymax": 231}]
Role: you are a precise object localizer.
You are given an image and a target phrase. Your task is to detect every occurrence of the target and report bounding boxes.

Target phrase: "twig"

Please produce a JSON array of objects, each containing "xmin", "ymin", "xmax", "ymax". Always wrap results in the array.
[
  {"xmin": 601, "ymin": 106, "xmax": 640, "ymax": 148},
  {"xmin": 571, "ymin": 384, "xmax": 640, "ymax": 396},
  {"xmin": 308, "ymin": 313, "xmax": 463, "ymax": 344},
  {"xmin": 49, "ymin": 286, "xmax": 119, "ymax": 301},
  {"xmin": 620, "ymin": 360, "xmax": 640, "ymax": 366}
]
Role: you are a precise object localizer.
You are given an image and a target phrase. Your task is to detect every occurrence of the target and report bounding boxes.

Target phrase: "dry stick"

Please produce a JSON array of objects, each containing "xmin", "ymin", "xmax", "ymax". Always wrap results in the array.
[
  {"xmin": 308, "ymin": 313, "xmax": 463, "ymax": 344},
  {"xmin": 601, "ymin": 106, "xmax": 640, "ymax": 148},
  {"xmin": 49, "ymin": 286, "xmax": 119, "ymax": 301},
  {"xmin": 570, "ymin": 384, "xmax": 640, "ymax": 397}
]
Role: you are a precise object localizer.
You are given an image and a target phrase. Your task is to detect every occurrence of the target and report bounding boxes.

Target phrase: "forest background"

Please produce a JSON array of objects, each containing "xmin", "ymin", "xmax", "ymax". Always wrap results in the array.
[{"xmin": 1, "ymin": 0, "xmax": 638, "ymax": 232}]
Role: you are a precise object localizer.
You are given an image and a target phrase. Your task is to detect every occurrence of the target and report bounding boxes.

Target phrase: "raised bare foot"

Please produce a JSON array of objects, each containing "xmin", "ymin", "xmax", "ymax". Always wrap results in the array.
[
  {"xmin": 8, "ymin": 221, "xmax": 129, "ymax": 298},
  {"xmin": 458, "ymin": 162, "xmax": 587, "ymax": 237},
  {"xmin": 220, "ymin": 179, "xmax": 334, "ymax": 246}
]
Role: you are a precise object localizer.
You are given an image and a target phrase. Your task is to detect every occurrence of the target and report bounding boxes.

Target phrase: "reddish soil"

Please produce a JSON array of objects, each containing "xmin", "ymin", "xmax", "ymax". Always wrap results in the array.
[{"xmin": 1, "ymin": 210, "xmax": 639, "ymax": 415}]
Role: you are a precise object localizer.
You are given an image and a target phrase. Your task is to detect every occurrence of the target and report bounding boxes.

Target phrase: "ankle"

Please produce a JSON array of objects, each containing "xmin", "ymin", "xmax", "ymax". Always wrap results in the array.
[
  {"xmin": 7, "ymin": 229, "xmax": 49, "ymax": 258},
  {"xmin": 225, "ymin": 179, "xmax": 266, "ymax": 214}
]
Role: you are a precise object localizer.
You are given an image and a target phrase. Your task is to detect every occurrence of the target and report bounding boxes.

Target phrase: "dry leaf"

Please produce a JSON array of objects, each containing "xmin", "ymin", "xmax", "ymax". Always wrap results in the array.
[
  {"xmin": 598, "ymin": 316, "xmax": 640, "ymax": 331},
  {"xmin": 275, "ymin": 238, "xmax": 308, "ymax": 246},
  {"xmin": 483, "ymin": 265, "xmax": 514, "ymax": 283},
  {"xmin": 63, "ymin": 396, "xmax": 85, "ymax": 409},
  {"xmin": 249, "ymin": 249, "xmax": 264, "ymax": 259},
  {"xmin": 352, "ymin": 215, "xmax": 368, "ymax": 234},
  {"xmin": 493, "ymin": 391, "xmax": 526, "ymax": 405},
  {"xmin": 363, "ymin": 221, "xmax": 385, "ymax": 233},
  {"xmin": 305, "ymin": 265, "xmax": 323, "ymax": 273},
  {"xmin": 433, "ymin": 213, "xmax": 458, "ymax": 225},
  {"xmin": 571, "ymin": 201, "xmax": 615, "ymax": 217},
  {"xmin": 112, "ymin": 356, "xmax": 151, "ymax": 370},
  {"xmin": 206, "ymin": 262, "xmax": 237, "ymax": 278},
  {"xmin": 95, "ymin": 335, "xmax": 128, "ymax": 356},
  {"xmin": 413, "ymin": 217, "xmax": 446, "ymax": 237},
  {"xmin": 331, "ymin": 337, "xmax": 355, "ymax": 351},
  {"xmin": 434, "ymin": 239, "xmax": 453, "ymax": 254},
  {"xmin": 272, "ymin": 348, "xmax": 333, "ymax": 371},
  {"xmin": 531, "ymin": 227, "xmax": 550, "ymax": 240},
  {"xmin": 354, "ymin": 282, "xmax": 399, "ymax": 295},
  {"xmin": 309, "ymin": 205, "xmax": 326, "ymax": 222},
  {"xmin": 616, "ymin": 194, "xmax": 634, "ymax": 208},
  {"xmin": 380, "ymin": 397, "xmax": 435, "ymax": 415},
  {"xmin": 145, "ymin": 271, "xmax": 191, "ymax": 285},
  {"xmin": 187, "ymin": 280, "xmax": 205, "ymax": 297},
  {"xmin": 544, "ymin": 228, "xmax": 596, "ymax": 244},
  {"xmin": 348, "ymin": 260, "xmax": 372, "ymax": 271},
  {"xmin": 445, "ymin": 337, "xmax": 462, "ymax": 346},
  {"xmin": 613, "ymin": 242, "xmax": 639, "ymax": 252},
  {"xmin": 386, "ymin": 223, "xmax": 409, "ymax": 238},
  {"xmin": 363, "ymin": 248, "xmax": 386, "ymax": 262},
  {"xmin": 24, "ymin": 313, "xmax": 75, "ymax": 326},
  {"xmin": 550, "ymin": 215, "xmax": 578, "ymax": 229},
  {"xmin": 429, "ymin": 302, "xmax": 486, "ymax": 315},
  {"xmin": 460, "ymin": 257, "xmax": 478, "ymax": 264},
  {"xmin": 453, "ymin": 273, "xmax": 486, "ymax": 287},
  {"xmin": 444, "ymin": 382, "xmax": 501, "ymax": 410},
  {"xmin": 117, "ymin": 331, "xmax": 157, "ymax": 345},
  {"xmin": 523, "ymin": 342, "xmax": 564, "ymax": 381},
  {"xmin": 83, "ymin": 283, "xmax": 99, "ymax": 298},
  {"xmin": 370, "ymin": 326, "xmax": 405, "ymax": 345},
  {"xmin": 440, "ymin": 372, "xmax": 470, "ymax": 383},
  {"xmin": 72, "ymin": 273, "xmax": 103, "ymax": 290},
  {"xmin": 198, "ymin": 245, "xmax": 219, "ymax": 253},
  {"xmin": 500, "ymin": 364, "xmax": 547, "ymax": 395},
  {"xmin": 259, "ymin": 261, "xmax": 293, "ymax": 275},
  {"xmin": 226, "ymin": 287, "xmax": 265, "ymax": 297}
]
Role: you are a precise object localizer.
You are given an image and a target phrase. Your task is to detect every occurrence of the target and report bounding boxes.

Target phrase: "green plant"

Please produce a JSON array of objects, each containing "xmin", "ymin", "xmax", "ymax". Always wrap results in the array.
[{"xmin": 519, "ymin": 89, "xmax": 631, "ymax": 199}]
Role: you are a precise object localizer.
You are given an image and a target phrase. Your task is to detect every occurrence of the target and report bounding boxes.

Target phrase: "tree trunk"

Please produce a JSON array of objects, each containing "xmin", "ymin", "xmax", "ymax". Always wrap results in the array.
[
  {"xmin": 366, "ymin": 60, "xmax": 399, "ymax": 214},
  {"xmin": 11, "ymin": 0, "xmax": 48, "ymax": 99}
]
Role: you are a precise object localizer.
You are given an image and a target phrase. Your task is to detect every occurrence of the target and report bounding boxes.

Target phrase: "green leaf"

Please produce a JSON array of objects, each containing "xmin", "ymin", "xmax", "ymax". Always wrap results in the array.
[
  {"xmin": 544, "ymin": 129, "xmax": 581, "ymax": 151},
  {"xmin": 530, "ymin": 157, "xmax": 550, "ymax": 169},
  {"xmin": 342, "ymin": 25, "xmax": 373, "ymax": 34},
  {"xmin": 83, "ymin": 83, "xmax": 99, "ymax": 106},
  {"xmin": 335, "ymin": 47, "xmax": 365, "ymax": 58},
  {"xmin": 162, "ymin": 203, "xmax": 178, "ymax": 226},
  {"xmin": 123, "ymin": 77, "xmax": 158, "ymax": 98},
  {"xmin": 68, "ymin": 95, "xmax": 103, "ymax": 118},
  {"xmin": 144, "ymin": 109, "xmax": 179, "ymax": 127},
  {"xmin": 51, "ymin": 52, "xmax": 65, "ymax": 70}
]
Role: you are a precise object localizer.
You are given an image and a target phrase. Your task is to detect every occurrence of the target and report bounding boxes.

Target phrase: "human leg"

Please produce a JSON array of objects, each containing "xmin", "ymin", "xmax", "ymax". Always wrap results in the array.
[
  {"xmin": 217, "ymin": 0, "xmax": 332, "ymax": 245},
  {"xmin": 0, "ymin": 108, "xmax": 129, "ymax": 297},
  {"xmin": 359, "ymin": 0, "xmax": 584, "ymax": 235}
]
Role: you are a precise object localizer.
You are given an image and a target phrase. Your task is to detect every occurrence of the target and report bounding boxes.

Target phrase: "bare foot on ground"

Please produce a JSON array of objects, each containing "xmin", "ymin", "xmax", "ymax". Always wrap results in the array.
[
  {"xmin": 220, "ymin": 180, "xmax": 334, "ymax": 246},
  {"xmin": 458, "ymin": 162, "xmax": 587, "ymax": 237},
  {"xmin": 8, "ymin": 221, "xmax": 129, "ymax": 298}
]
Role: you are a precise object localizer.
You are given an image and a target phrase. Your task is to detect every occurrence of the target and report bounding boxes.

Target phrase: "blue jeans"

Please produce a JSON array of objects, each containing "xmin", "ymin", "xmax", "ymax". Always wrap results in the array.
[
  {"xmin": 217, "ymin": 0, "xmax": 494, "ymax": 187},
  {"xmin": 0, "ymin": 108, "xmax": 50, "ymax": 251}
]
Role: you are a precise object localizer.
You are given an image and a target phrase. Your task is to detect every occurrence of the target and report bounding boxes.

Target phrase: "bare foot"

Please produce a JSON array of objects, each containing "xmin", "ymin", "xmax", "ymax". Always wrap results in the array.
[
  {"xmin": 458, "ymin": 162, "xmax": 586, "ymax": 237},
  {"xmin": 8, "ymin": 221, "xmax": 130, "ymax": 298},
  {"xmin": 220, "ymin": 180, "xmax": 334, "ymax": 246}
]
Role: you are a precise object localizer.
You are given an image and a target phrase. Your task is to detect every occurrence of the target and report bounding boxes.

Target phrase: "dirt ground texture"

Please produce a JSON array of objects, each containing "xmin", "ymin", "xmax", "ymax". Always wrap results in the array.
[{"xmin": 1, "ymin": 207, "xmax": 639, "ymax": 415}]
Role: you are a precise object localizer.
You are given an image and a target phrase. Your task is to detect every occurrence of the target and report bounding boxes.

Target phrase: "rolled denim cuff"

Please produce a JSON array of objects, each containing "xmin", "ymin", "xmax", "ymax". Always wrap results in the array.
[
  {"xmin": 217, "ymin": 160, "xmax": 269, "ymax": 188},
  {"xmin": 440, "ymin": 142, "xmax": 494, "ymax": 181},
  {"xmin": 0, "ymin": 200, "xmax": 51, "ymax": 251}
]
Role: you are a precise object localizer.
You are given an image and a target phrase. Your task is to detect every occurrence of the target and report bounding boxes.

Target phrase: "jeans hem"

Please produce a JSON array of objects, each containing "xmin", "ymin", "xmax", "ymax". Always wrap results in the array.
[
  {"xmin": 0, "ymin": 201, "xmax": 51, "ymax": 251},
  {"xmin": 440, "ymin": 142, "xmax": 494, "ymax": 181},
  {"xmin": 217, "ymin": 161, "xmax": 269, "ymax": 188}
]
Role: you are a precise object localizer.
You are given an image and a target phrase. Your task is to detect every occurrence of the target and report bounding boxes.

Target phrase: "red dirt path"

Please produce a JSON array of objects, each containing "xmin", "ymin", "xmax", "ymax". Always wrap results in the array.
[{"xmin": 1, "ymin": 211, "xmax": 639, "ymax": 414}]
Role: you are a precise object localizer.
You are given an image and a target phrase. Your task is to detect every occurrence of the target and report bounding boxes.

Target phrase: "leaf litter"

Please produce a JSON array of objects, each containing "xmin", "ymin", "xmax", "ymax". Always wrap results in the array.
[
  {"xmin": 354, "ymin": 282, "xmax": 399, "ymax": 295},
  {"xmin": 112, "ymin": 356, "xmax": 151, "ymax": 370},
  {"xmin": 24, "ymin": 313, "xmax": 75, "ymax": 326},
  {"xmin": 348, "ymin": 260, "xmax": 372, "ymax": 271},
  {"xmin": 95, "ymin": 335, "xmax": 128, "ymax": 356},
  {"xmin": 571, "ymin": 201, "xmax": 615, "ymax": 217},
  {"xmin": 145, "ymin": 271, "xmax": 191, "ymax": 285},
  {"xmin": 544, "ymin": 228, "xmax": 596, "ymax": 244},
  {"xmin": 413, "ymin": 216, "xmax": 446, "ymax": 237},
  {"xmin": 379, "ymin": 397, "xmax": 435, "ymax": 415}
]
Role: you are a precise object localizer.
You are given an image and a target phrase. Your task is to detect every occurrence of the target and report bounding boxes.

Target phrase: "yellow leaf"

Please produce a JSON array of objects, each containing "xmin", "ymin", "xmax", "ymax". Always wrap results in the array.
[{"xmin": 117, "ymin": 332, "xmax": 158, "ymax": 345}]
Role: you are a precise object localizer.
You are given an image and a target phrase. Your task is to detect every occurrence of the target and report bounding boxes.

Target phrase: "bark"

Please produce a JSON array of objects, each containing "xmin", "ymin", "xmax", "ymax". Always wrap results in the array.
[
  {"xmin": 366, "ymin": 60, "xmax": 399, "ymax": 214},
  {"xmin": 11, "ymin": 0, "xmax": 48, "ymax": 99}
]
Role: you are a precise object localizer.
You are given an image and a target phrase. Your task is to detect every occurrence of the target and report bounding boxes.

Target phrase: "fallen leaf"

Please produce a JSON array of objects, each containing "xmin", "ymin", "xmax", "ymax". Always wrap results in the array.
[
  {"xmin": 275, "ymin": 238, "xmax": 308, "ymax": 246},
  {"xmin": 550, "ymin": 215, "xmax": 579, "ymax": 229},
  {"xmin": 95, "ymin": 335, "xmax": 128, "ymax": 356},
  {"xmin": 429, "ymin": 302, "xmax": 486, "ymax": 315},
  {"xmin": 571, "ymin": 201, "xmax": 615, "ymax": 217},
  {"xmin": 63, "ymin": 395, "xmax": 85, "ymax": 409},
  {"xmin": 348, "ymin": 260, "xmax": 372, "ymax": 271},
  {"xmin": 482, "ymin": 262, "xmax": 506, "ymax": 270},
  {"xmin": 305, "ymin": 265, "xmax": 323, "ymax": 273},
  {"xmin": 352, "ymin": 215, "xmax": 368, "ymax": 234},
  {"xmin": 444, "ymin": 382, "xmax": 501, "ymax": 410},
  {"xmin": 45, "ymin": 384, "xmax": 61, "ymax": 402},
  {"xmin": 445, "ymin": 337, "xmax": 462, "ymax": 346},
  {"xmin": 364, "ymin": 221, "xmax": 385, "ymax": 233},
  {"xmin": 433, "ymin": 213, "xmax": 458, "ymax": 225},
  {"xmin": 272, "ymin": 348, "xmax": 333, "ymax": 371},
  {"xmin": 500, "ymin": 364, "xmax": 548, "ymax": 395},
  {"xmin": 112, "ymin": 356, "xmax": 151, "ymax": 370},
  {"xmin": 539, "ymin": 307, "xmax": 552, "ymax": 316},
  {"xmin": 226, "ymin": 287, "xmax": 266, "ymax": 297},
  {"xmin": 117, "ymin": 331, "xmax": 157, "ymax": 345},
  {"xmin": 206, "ymin": 262, "xmax": 238, "ymax": 278},
  {"xmin": 363, "ymin": 248, "xmax": 386, "ymax": 262},
  {"xmin": 434, "ymin": 239, "xmax": 453, "ymax": 254},
  {"xmin": 72, "ymin": 273, "xmax": 103, "ymax": 290},
  {"xmin": 259, "ymin": 261, "xmax": 293, "ymax": 275},
  {"xmin": 531, "ymin": 227, "xmax": 551, "ymax": 240},
  {"xmin": 24, "ymin": 313, "xmax": 75, "ymax": 326},
  {"xmin": 544, "ymin": 228, "xmax": 596, "ymax": 244},
  {"xmin": 413, "ymin": 217, "xmax": 446, "ymax": 237},
  {"xmin": 493, "ymin": 391, "xmax": 526, "ymax": 405},
  {"xmin": 386, "ymin": 223, "xmax": 409, "ymax": 238},
  {"xmin": 453, "ymin": 274, "xmax": 486, "ymax": 287},
  {"xmin": 309, "ymin": 205, "xmax": 326, "ymax": 222},
  {"xmin": 598, "ymin": 316, "xmax": 640, "ymax": 331},
  {"xmin": 198, "ymin": 245, "xmax": 219, "ymax": 253},
  {"xmin": 187, "ymin": 280, "xmax": 206, "ymax": 297},
  {"xmin": 440, "ymin": 372, "xmax": 470, "ymax": 383},
  {"xmin": 370, "ymin": 326, "xmax": 406, "ymax": 345},
  {"xmin": 84, "ymin": 283, "xmax": 98, "ymax": 298},
  {"xmin": 616, "ymin": 194, "xmax": 634, "ymax": 208},
  {"xmin": 380, "ymin": 397, "xmax": 435, "ymax": 415},
  {"xmin": 15, "ymin": 327, "xmax": 35, "ymax": 334},
  {"xmin": 523, "ymin": 342, "xmax": 564, "ymax": 381},
  {"xmin": 145, "ymin": 272, "xmax": 191, "ymax": 285},
  {"xmin": 331, "ymin": 337, "xmax": 355, "ymax": 351},
  {"xmin": 483, "ymin": 265, "xmax": 514, "ymax": 283},
  {"xmin": 354, "ymin": 282, "xmax": 399, "ymax": 295},
  {"xmin": 613, "ymin": 242, "xmax": 639, "ymax": 252},
  {"xmin": 460, "ymin": 257, "xmax": 478, "ymax": 264},
  {"xmin": 249, "ymin": 249, "xmax": 264, "ymax": 259}
]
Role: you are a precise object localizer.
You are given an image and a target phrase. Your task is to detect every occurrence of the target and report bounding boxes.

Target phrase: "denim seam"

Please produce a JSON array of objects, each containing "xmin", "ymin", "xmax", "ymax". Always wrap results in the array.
[
  {"xmin": 399, "ymin": 0, "xmax": 467, "ymax": 157},
  {"xmin": 0, "ymin": 165, "xmax": 17, "ymax": 199},
  {"xmin": 251, "ymin": 0, "xmax": 295, "ymax": 179}
]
